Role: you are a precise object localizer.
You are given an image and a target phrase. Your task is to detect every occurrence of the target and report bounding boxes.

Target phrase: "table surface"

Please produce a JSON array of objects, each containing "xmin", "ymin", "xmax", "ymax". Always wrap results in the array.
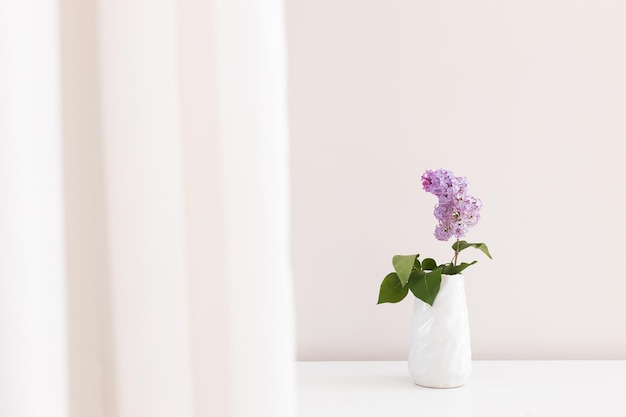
[{"xmin": 297, "ymin": 361, "xmax": 626, "ymax": 417}]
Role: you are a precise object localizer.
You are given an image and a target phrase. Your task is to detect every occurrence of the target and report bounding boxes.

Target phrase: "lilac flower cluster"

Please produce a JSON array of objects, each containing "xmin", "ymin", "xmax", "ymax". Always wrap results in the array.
[{"xmin": 421, "ymin": 169, "xmax": 481, "ymax": 241}]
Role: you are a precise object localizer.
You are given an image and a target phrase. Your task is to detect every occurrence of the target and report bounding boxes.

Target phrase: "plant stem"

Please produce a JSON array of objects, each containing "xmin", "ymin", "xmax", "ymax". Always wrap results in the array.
[{"xmin": 453, "ymin": 238, "xmax": 460, "ymax": 266}]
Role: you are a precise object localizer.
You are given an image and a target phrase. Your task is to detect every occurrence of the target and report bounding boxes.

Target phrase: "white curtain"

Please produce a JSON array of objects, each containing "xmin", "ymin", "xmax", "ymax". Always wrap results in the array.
[{"xmin": 0, "ymin": 0, "xmax": 295, "ymax": 416}]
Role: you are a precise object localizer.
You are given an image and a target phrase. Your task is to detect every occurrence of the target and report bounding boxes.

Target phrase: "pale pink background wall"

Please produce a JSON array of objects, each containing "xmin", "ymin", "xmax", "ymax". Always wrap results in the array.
[{"xmin": 288, "ymin": 0, "xmax": 626, "ymax": 360}]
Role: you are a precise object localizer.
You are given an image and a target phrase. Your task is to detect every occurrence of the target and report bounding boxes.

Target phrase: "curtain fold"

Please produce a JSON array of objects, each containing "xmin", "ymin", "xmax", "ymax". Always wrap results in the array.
[
  {"xmin": 215, "ymin": 0, "xmax": 296, "ymax": 416},
  {"xmin": 0, "ymin": 0, "xmax": 295, "ymax": 416},
  {"xmin": 0, "ymin": 2, "xmax": 68, "ymax": 417},
  {"xmin": 98, "ymin": 0, "xmax": 196, "ymax": 416}
]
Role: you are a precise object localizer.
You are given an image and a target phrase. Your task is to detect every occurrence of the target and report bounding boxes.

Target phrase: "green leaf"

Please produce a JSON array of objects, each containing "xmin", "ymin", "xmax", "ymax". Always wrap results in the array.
[
  {"xmin": 454, "ymin": 261, "xmax": 478, "ymax": 273},
  {"xmin": 452, "ymin": 241, "xmax": 492, "ymax": 259},
  {"xmin": 422, "ymin": 258, "xmax": 437, "ymax": 270},
  {"xmin": 452, "ymin": 240, "xmax": 466, "ymax": 252},
  {"xmin": 377, "ymin": 273, "xmax": 410, "ymax": 304},
  {"xmin": 442, "ymin": 261, "xmax": 478, "ymax": 275},
  {"xmin": 442, "ymin": 263, "xmax": 455, "ymax": 275},
  {"xmin": 408, "ymin": 268, "xmax": 442, "ymax": 306},
  {"xmin": 392, "ymin": 254, "xmax": 418, "ymax": 287}
]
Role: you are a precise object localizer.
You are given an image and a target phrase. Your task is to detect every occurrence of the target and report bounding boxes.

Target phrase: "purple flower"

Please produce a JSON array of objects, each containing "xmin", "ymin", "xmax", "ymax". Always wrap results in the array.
[{"xmin": 422, "ymin": 169, "xmax": 481, "ymax": 241}]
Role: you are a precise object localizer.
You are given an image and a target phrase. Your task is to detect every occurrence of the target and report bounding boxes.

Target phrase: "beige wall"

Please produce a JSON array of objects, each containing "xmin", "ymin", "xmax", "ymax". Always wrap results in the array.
[{"xmin": 288, "ymin": 0, "xmax": 626, "ymax": 360}]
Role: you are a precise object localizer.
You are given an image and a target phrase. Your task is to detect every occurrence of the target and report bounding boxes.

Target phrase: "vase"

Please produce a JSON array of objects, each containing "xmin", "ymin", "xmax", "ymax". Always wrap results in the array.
[{"xmin": 408, "ymin": 274, "xmax": 472, "ymax": 388}]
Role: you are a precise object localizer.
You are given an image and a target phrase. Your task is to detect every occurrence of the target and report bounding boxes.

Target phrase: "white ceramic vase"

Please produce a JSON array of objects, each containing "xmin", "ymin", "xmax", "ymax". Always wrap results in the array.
[{"xmin": 408, "ymin": 274, "xmax": 472, "ymax": 388}]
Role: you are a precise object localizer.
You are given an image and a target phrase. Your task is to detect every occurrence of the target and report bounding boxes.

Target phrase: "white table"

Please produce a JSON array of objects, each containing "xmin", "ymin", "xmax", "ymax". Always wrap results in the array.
[{"xmin": 298, "ymin": 361, "xmax": 626, "ymax": 417}]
